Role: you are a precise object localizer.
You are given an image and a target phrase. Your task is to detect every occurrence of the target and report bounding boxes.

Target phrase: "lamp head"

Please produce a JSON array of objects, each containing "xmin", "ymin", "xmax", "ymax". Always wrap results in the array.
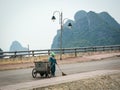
[
  {"xmin": 68, "ymin": 23, "xmax": 72, "ymax": 28},
  {"xmin": 51, "ymin": 16, "xmax": 56, "ymax": 21}
]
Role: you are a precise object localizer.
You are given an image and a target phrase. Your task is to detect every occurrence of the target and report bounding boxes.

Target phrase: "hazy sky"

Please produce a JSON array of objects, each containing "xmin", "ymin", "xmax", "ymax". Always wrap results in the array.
[{"xmin": 0, "ymin": 0, "xmax": 120, "ymax": 51}]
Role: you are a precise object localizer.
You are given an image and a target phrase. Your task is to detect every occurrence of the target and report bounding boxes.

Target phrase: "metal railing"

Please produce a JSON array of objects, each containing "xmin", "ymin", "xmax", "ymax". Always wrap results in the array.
[{"xmin": 0, "ymin": 45, "xmax": 120, "ymax": 58}]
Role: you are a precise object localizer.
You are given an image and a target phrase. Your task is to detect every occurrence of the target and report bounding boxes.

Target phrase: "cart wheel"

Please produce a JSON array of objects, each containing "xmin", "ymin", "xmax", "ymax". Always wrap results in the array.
[
  {"xmin": 32, "ymin": 68, "xmax": 37, "ymax": 78},
  {"xmin": 45, "ymin": 72, "xmax": 51, "ymax": 78},
  {"xmin": 45, "ymin": 73, "xmax": 48, "ymax": 77}
]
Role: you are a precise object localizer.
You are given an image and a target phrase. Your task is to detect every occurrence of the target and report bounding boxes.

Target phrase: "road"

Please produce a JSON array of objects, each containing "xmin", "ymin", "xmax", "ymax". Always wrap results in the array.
[{"xmin": 0, "ymin": 56, "xmax": 120, "ymax": 87}]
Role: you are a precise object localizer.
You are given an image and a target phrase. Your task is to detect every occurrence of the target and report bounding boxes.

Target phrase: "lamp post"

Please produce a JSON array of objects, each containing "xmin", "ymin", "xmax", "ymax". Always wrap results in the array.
[
  {"xmin": 52, "ymin": 11, "xmax": 72, "ymax": 60},
  {"xmin": 27, "ymin": 44, "xmax": 30, "ymax": 57}
]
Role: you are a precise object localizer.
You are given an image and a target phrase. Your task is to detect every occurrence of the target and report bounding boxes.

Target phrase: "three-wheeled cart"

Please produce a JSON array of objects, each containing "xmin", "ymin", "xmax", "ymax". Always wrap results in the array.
[{"xmin": 32, "ymin": 61, "xmax": 51, "ymax": 78}]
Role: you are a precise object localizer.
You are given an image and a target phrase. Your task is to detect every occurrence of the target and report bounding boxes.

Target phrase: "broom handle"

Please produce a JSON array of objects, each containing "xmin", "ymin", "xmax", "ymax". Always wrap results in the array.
[{"xmin": 57, "ymin": 64, "xmax": 63, "ymax": 72}]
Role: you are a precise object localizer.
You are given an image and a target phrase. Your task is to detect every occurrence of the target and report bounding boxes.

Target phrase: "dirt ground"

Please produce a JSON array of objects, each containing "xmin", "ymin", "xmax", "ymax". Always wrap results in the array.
[{"xmin": 34, "ymin": 73, "xmax": 120, "ymax": 90}]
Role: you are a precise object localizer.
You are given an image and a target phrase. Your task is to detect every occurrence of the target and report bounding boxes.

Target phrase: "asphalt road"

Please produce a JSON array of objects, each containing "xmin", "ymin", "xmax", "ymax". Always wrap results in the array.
[{"xmin": 0, "ymin": 57, "xmax": 120, "ymax": 87}]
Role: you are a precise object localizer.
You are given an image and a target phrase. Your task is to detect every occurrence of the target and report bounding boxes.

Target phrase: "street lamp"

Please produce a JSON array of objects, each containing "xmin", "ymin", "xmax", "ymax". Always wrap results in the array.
[{"xmin": 51, "ymin": 11, "xmax": 72, "ymax": 60}]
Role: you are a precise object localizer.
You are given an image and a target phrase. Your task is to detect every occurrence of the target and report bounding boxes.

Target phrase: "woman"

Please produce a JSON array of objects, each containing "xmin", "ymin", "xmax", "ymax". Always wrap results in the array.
[{"xmin": 48, "ymin": 52, "xmax": 57, "ymax": 77}]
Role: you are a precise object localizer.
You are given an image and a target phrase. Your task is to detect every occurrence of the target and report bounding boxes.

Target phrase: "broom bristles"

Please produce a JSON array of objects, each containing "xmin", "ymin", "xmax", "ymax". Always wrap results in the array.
[{"xmin": 62, "ymin": 72, "xmax": 67, "ymax": 76}]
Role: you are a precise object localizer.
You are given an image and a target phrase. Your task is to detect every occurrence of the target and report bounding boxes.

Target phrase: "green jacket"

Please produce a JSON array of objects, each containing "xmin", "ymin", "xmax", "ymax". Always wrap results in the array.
[{"xmin": 48, "ymin": 56, "xmax": 57, "ymax": 73}]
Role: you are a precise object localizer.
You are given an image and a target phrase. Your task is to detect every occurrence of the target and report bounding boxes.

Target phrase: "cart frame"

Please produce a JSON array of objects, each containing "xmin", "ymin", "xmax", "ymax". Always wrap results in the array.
[{"xmin": 32, "ymin": 61, "xmax": 51, "ymax": 78}]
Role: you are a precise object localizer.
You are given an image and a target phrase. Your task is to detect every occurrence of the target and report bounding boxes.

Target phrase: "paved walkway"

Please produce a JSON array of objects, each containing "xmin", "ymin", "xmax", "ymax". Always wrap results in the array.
[
  {"xmin": 1, "ymin": 70, "xmax": 120, "ymax": 90},
  {"xmin": 0, "ymin": 52, "xmax": 120, "ymax": 70}
]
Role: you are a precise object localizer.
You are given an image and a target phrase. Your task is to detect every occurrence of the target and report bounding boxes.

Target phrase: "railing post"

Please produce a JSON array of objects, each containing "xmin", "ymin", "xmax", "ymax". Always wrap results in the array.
[
  {"xmin": 32, "ymin": 51, "xmax": 34, "ymax": 56},
  {"xmin": 119, "ymin": 46, "xmax": 120, "ymax": 51},
  {"xmin": 74, "ymin": 49, "xmax": 77, "ymax": 57},
  {"xmin": 111, "ymin": 46, "xmax": 113, "ymax": 51},
  {"xmin": 103, "ymin": 46, "xmax": 105, "ymax": 51},
  {"xmin": 62, "ymin": 49, "xmax": 64, "ymax": 54},
  {"xmin": 14, "ymin": 51, "xmax": 17, "ymax": 57},
  {"xmin": 94, "ymin": 47, "xmax": 96, "ymax": 52},
  {"xmin": 48, "ymin": 50, "xmax": 50, "ymax": 55},
  {"xmin": 92, "ymin": 47, "xmax": 94, "ymax": 52},
  {"xmin": 84, "ymin": 48, "xmax": 87, "ymax": 52}
]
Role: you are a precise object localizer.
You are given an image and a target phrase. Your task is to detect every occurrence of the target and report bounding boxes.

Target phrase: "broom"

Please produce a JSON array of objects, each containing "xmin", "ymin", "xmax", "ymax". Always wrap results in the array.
[{"xmin": 57, "ymin": 64, "xmax": 67, "ymax": 76}]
